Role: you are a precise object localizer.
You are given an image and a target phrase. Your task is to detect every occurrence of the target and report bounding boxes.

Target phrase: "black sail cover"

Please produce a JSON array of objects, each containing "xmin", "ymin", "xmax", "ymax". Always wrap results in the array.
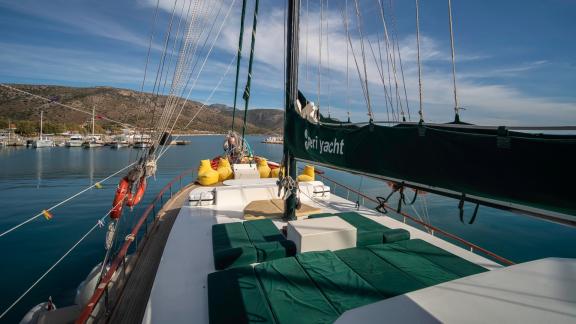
[{"xmin": 285, "ymin": 100, "xmax": 576, "ymax": 220}]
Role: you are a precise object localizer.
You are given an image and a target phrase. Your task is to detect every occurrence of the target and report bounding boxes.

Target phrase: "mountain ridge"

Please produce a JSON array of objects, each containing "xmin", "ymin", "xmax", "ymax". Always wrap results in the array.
[{"xmin": 0, "ymin": 84, "xmax": 284, "ymax": 135}]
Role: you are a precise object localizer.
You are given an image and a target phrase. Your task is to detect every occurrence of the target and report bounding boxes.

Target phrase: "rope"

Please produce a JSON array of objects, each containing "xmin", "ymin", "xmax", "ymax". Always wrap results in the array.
[
  {"xmin": 353, "ymin": 0, "xmax": 373, "ymax": 121},
  {"xmin": 376, "ymin": 0, "xmax": 403, "ymax": 121},
  {"xmin": 0, "ymin": 84, "xmax": 135, "ymax": 129},
  {"xmin": 0, "ymin": 208, "xmax": 115, "ymax": 320},
  {"xmin": 415, "ymin": 0, "xmax": 424, "ymax": 122},
  {"xmin": 305, "ymin": 0, "xmax": 309, "ymax": 81},
  {"xmin": 339, "ymin": 7, "xmax": 370, "ymax": 119},
  {"xmin": 0, "ymin": 162, "xmax": 135, "ymax": 239},
  {"xmin": 448, "ymin": 0, "xmax": 460, "ymax": 121},
  {"xmin": 326, "ymin": 0, "xmax": 331, "ymax": 117},
  {"xmin": 317, "ymin": 0, "xmax": 323, "ymax": 110},
  {"xmin": 389, "ymin": 0, "xmax": 411, "ymax": 121},
  {"xmin": 157, "ymin": 0, "xmax": 224, "ymax": 143},
  {"xmin": 345, "ymin": 0, "xmax": 350, "ymax": 121},
  {"xmin": 241, "ymin": 0, "xmax": 260, "ymax": 143},
  {"xmin": 231, "ymin": 0, "xmax": 248, "ymax": 131},
  {"xmin": 161, "ymin": 0, "xmax": 235, "ymax": 144},
  {"xmin": 156, "ymin": 53, "xmax": 237, "ymax": 161}
]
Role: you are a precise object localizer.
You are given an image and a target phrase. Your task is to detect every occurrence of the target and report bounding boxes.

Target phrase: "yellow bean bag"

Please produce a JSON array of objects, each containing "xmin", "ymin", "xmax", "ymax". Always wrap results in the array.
[
  {"xmin": 197, "ymin": 159, "xmax": 219, "ymax": 186},
  {"xmin": 257, "ymin": 158, "xmax": 271, "ymax": 178},
  {"xmin": 217, "ymin": 158, "xmax": 233, "ymax": 181},
  {"xmin": 270, "ymin": 166, "xmax": 285, "ymax": 178},
  {"xmin": 297, "ymin": 165, "xmax": 315, "ymax": 182}
]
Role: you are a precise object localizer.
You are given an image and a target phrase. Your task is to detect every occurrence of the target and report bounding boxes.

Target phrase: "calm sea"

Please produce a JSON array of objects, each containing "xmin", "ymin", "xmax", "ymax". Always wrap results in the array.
[{"xmin": 1, "ymin": 135, "xmax": 575, "ymax": 322}]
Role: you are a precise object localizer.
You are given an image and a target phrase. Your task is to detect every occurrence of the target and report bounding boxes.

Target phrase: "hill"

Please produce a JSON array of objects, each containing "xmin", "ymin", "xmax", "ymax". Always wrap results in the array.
[{"xmin": 0, "ymin": 84, "xmax": 284, "ymax": 135}]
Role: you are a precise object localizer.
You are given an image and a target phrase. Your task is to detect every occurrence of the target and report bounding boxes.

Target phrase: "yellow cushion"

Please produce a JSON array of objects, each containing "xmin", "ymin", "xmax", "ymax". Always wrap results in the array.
[
  {"xmin": 257, "ymin": 158, "xmax": 271, "ymax": 178},
  {"xmin": 298, "ymin": 165, "xmax": 315, "ymax": 182},
  {"xmin": 270, "ymin": 167, "xmax": 285, "ymax": 178},
  {"xmin": 217, "ymin": 158, "xmax": 233, "ymax": 181},
  {"xmin": 197, "ymin": 159, "xmax": 219, "ymax": 186}
]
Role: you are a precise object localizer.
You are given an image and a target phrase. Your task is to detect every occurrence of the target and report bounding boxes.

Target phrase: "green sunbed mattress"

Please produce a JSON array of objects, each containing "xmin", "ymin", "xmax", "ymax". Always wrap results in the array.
[
  {"xmin": 255, "ymin": 257, "xmax": 340, "ymax": 324},
  {"xmin": 367, "ymin": 243, "xmax": 460, "ymax": 286},
  {"xmin": 390, "ymin": 239, "xmax": 488, "ymax": 277},
  {"xmin": 335, "ymin": 247, "xmax": 427, "ymax": 297},
  {"xmin": 208, "ymin": 266, "xmax": 276, "ymax": 324},
  {"xmin": 296, "ymin": 251, "xmax": 382, "ymax": 313}
]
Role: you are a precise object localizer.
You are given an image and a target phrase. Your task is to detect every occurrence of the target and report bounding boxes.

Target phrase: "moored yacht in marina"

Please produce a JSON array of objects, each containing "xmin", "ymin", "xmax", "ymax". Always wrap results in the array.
[
  {"xmin": 31, "ymin": 110, "xmax": 54, "ymax": 148},
  {"xmin": 65, "ymin": 134, "xmax": 83, "ymax": 147}
]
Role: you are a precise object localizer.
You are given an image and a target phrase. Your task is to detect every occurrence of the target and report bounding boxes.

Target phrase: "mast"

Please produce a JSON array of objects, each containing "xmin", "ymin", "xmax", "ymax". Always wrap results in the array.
[
  {"xmin": 91, "ymin": 106, "xmax": 95, "ymax": 137},
  {"xmin": 39, "ymin": 110, "xmax": 43, "ymax": 140},
  {"xmin": 284, "ymin": 0, "xmax": 300, "ymax": 220}
]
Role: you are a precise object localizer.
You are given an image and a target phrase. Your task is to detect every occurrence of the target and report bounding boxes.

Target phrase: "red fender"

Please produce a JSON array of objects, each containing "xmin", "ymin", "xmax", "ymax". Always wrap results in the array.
[
  {"xmin": 127, "ymin": 178, "xmax": 147, "ymax": 207},
  {"xmin": 110, "ymin": 177, "xmax": 131, "ymax": 219}
]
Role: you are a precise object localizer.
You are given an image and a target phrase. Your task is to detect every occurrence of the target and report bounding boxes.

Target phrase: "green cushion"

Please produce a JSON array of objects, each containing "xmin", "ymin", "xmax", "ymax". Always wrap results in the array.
[
  {"xmin": 208, "ymin": 267, "xmax": 276, "ymax": 324},
  {"xmin": 212, "ymin": 222, "xmax": 252, "ymax": 251},
  {"xmin": 213, "ymin": 246, "xmax": 258, "ymax": 270},
  {"xmin": 335, "ymin": 247, "xmax": 427, "ymax": 298},
  {"xmin": 391, "ymin": 239, "xmax": 487, "ymax": 277},
  {"xmin": 255, "ymin": 257, "xmax": 339, "ymax": 324},
  {"xmin": 367, "ymin": 243, "xmax": 459, "ymax": 286},
  {"xmin": 244, "ymin": 219, "xmax": 286, "ymax": 244},
  {"xmin": 335, "ymin": 212, "xmax": 389, "ymax": 231},
  {"xmin": 212, "ymin": 223, "xmax": 257, "ymax": 270},
  {"xmin": 306, "ymin": 212, "xmax": 408, "ymax": 246},
  {"xmin": 255, "ymin": 240, "xmax": 297, "ymax": 263},
  {"xmin": 382, "ymin": 228, "xmax": 410, "ymax": 243},
  {"xmin": 336, "ymin": 212, "xmax": 392, "ymax": 247},
  {"xmin": 296, "ymin": 251, "xmax": 382, "ymax": 313}
]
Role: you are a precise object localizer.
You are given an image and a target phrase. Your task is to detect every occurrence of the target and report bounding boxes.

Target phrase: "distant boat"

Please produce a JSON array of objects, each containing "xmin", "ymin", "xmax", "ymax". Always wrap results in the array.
[
  {"xmin": 111, "ymin": 141, "xmax": 128, "ymax": 149},
  {"xmin": 262, "ymin": 136, "xmax": 283, "ymax": 144},
  {"xmin": 82, "ymin": 106, "xmax": 103, "ymax": 148},
  {"xmin": 133, "ymin": 141, "xmax": 151, "ymax": 149},
  {"xmin": 66, "ymin": 134, "xmax": 83, "ymax": 147},
  {"xmin": 32, "ymin": 110, "xmax": 54, "ymax": 148},
  {"xmin": 82, "ymin": 139, "xmax": 103, "ymax": 148}
]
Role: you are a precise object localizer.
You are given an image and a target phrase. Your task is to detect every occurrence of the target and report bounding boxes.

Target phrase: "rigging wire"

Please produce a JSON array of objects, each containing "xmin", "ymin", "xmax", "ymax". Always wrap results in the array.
[
  {"xmin": 148, "ymin": 0, "xmax": 209, "ymax": 148},
  {"xmin": 375, "ymin": 31, "xmax": 392, "ymax": 121},
  {"xmin": 317, "ymin": 0, "xmax": 323, "ymax": 110},
  {"xmin": 231, "ymin": 0, "xmax": 248, "ymax": 131},
  {"xmin": 0, "ymin": 84, "xmax": 135, "ymax": 129},
  {"xmin": 375, "ymin": 0, "xmax": 402, "ymax": 121},
  {"xmin": 345, "ymin": 0, "xmax": 350, "ymax": 122},
  {"xmin": 0, "ymin": 205, "xmax": 119, "ymax": 320},
  {"xmin": 162, "ymin": 0, "xmax": 236, "ymax": 144},
  {"xmin": 415, "ymin": 0, "xmax": 424, "ymax": 122},
  {"xmin": 326, "ymin": 0, "xmax": 331, "ymax": 117},
  {"xmin": 340, "ymin": 7, "xmax": 370, "ymax": 117},
  {"xmin": 133, "ymin": 0, "xmax": 161, "ymax": 136},
  {"xmin": 240, "ymin": 0, "xmax": 260, "ymax": 143},
  {"xmin": 448, "ymin": 0, "xmax": 460, "ymax": 121},
  {"xmin": 388, "ymin": 0, "xmax": 411, "ymax": 121},
  {"xmin": 305, "ymin": 0, "xmax": 309, "ymax": 81},
  {"xmin": 367, "ymin": 38, "xmax": 394, "ymax": 121},
  {"xmin": 0, "ymin": 162, "xmax": 136, "ymax": 239},
  {"xmin": 157, "ymin": 53, "xmax": 238, "ymax": 161},
  {"xmin": 353, "ymin": 0, "xmax": 373, "ymax": 121},
  {"xmin": 155, "ymin": 0, "xmax": 221, "ymax": 141}
]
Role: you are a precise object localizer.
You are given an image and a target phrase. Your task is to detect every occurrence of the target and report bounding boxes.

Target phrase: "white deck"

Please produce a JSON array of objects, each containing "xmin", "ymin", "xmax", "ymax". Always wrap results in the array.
[
  {"xmin": 336, "ymin": 258, "xmax": 576, "ymax": 324},
  {"xmin": 143, "ymin": 180, "xmax": 506, "ymax": 323}
]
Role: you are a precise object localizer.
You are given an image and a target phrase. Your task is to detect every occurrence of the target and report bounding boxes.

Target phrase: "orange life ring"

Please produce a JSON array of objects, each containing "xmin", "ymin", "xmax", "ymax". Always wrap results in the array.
[
  {"xmin": 110, "ymin": 177, "xmax": 131, "ymax": 219},
  {"xmin": 127, "ymin": 178, "xmax": 147, "ymax": 207}
]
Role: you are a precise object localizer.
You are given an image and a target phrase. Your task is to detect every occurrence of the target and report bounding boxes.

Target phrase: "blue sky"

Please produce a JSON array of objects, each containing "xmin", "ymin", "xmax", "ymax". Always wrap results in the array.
[{"xmin": 0, "ymin": 0, "xmax": 575, "ymax": 125}]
